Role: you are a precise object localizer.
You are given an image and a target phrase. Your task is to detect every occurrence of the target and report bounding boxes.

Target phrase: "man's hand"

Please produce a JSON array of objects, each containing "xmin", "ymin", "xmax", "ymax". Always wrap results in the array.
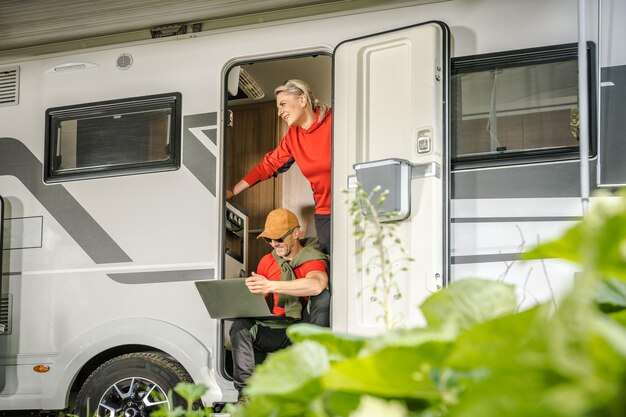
[{"xmin": 245, "ymin": 272, "xmax": 274, "ymax": 295}]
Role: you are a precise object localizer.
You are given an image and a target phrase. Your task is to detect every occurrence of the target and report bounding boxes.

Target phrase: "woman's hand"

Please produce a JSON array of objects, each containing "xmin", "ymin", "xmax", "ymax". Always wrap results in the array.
[{"xmin": 227, "ymin": 180, "xmax": 251, "ymax": 200}]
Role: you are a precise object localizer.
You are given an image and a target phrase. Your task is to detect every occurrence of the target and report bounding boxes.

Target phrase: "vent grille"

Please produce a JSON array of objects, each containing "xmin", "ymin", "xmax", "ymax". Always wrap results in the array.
[
  {"xmin": 239, "ymin": 68, "xmax": 265, "ymax": 100},
  {"xmin": 0, "ymin": 294, "xmax": 12, "ymax": 335},
  {"xmin": 0, "ymin": 66, "xmax": 19, "ymax": 107},
  {"xmin": 116, "ymin": 53, "xmax": 133, "ymax": 70}
]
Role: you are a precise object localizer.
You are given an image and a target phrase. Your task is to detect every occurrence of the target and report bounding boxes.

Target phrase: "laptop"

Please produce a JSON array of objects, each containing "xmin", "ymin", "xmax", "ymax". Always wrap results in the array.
[{"xmin": 195, "ymin": 278, "xmax": 294, "ymax": 321}]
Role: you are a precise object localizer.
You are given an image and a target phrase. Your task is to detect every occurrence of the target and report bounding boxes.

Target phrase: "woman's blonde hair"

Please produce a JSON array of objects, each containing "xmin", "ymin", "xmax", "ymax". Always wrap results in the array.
[{"xmin": 274, "ymin": 79, "xmax": 329, "ymax": 121}]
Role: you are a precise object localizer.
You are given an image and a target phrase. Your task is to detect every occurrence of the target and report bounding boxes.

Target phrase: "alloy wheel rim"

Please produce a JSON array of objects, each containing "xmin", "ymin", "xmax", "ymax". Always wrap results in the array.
[{"xmin": 97, "ymin": 376, "xmax": 170, "ymax": 417}]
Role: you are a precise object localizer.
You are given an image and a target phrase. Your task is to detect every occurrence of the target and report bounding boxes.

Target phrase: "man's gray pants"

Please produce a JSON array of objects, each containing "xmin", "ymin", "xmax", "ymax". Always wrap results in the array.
[{"xmin": 229, "ymin": 319, "xmax": 291, "ymax": 393}]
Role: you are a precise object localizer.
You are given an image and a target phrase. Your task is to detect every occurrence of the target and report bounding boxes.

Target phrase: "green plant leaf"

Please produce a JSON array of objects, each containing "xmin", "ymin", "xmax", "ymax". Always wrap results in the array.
[
  {"xmin": 287, "ymin": 323, "xmax": 369, "ymax": 361},
  {"xmin": 590, "ymin": 314, "xmax": 626, "ymax": 361},
  {"xmin": 323, "ymin": 342, "xmax": 452, "ymax": 400},
  {"xmin": 584, "ymin": 206, "xmax": 626, "ymax": 280},
  {"xmin": 523, "ymin": 194, "xmax": 626, "ymax": 282},
  {"xmin": 244, "ymin": 341, "xmax": 329, "ymax": 399},
  {"xmin": 228, "ymin": 394, "xmax": 308, "ymax": 417},
  {"xmin": 447, "ymin": 371, "xmax": 590, "ymax": 417},
  {"xmin": 150, "ymin": 406, "xmax": 186, "ymax": 417},
  {"xmin": 360, "ymin": 326, "xmax": 456, "ymax": 356},
  {"xmin": 420, "ymin": 279, "xmax": 517, "ymax": 332},
  {"xmin": 180, "ymin": 410, "xmax": 211, "ymax": 417},
  {"xmin": 323, "ymin": 391, "xmax": 363, "ymax": 416},
  {"xmin": 608, "ymin": 309, "xmax": 626, "ymax": 328},
  {"xmin": 446, "ymin": 304, "xmax": 552, "ymax": 371},
  {"xmin": 446, "ymin": 299, "xmax": 626, "ymax": 416},
  {"xmin": 595, "ymin": 277, "xmax": 626, "ymax": 313},
  {"xmin": 173, "ymin": 382, "xmax": 207, "ymax": 406},
  {"xmin": 522, "ymin": 224, "xmax": 583, "ymax": 263},
  {"xmin": 349, "ymin": 396, "xmax": 409, "ymax": 417}
]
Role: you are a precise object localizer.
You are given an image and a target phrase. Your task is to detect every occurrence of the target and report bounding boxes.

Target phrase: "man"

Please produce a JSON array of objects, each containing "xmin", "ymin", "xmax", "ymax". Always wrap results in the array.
[{"xmin": 229, "ymin": 208, "xmax": 329, "ymax": 399}]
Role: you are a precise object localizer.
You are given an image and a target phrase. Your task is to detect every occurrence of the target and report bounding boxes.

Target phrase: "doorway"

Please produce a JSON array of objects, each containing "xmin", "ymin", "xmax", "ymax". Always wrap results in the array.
[{"xmin": 220, "ymin": 53, "xmax": 332, "ymax": 379}]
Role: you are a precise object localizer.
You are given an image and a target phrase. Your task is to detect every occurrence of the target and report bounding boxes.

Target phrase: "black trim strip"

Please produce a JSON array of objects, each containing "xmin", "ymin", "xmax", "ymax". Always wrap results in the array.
[{"xmin": 452, "ymin": 43, "xmax": 580, "ymax": 72}]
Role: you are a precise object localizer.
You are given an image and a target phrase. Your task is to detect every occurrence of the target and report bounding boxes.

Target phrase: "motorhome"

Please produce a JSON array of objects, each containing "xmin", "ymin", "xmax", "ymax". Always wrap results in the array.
[{"xmin": 0, "ymin": 0, "xmax": 624, "ymax": 414}]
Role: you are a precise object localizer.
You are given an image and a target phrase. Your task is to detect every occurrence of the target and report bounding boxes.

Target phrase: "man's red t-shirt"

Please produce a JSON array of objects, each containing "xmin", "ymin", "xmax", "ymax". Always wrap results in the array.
[{"xmin": 256, "ymin": 253, "xmax": 327, "ymax": 316}]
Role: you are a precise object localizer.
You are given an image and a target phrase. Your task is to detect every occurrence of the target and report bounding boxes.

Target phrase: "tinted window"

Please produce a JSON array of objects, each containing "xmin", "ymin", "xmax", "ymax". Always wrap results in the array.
[
  {"xmin": 45, "ymin": 93, "xmax": 181, "ymax": 182},
  {"xmin": 451, "ymin": 44, "xmax": 594, "ymax": 167}
]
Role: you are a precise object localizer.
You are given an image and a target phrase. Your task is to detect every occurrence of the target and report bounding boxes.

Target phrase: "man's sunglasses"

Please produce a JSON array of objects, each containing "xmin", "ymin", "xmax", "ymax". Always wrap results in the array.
[{"xmin": 262, "ymin": 227, "xmax": 298, "ymax": 244}]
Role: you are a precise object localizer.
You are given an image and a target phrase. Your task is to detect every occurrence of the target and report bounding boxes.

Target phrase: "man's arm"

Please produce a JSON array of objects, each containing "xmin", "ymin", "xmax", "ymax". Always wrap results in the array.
[{"xmin": 245, "ymin": 270, "xmax": 328, "ymax": 297}]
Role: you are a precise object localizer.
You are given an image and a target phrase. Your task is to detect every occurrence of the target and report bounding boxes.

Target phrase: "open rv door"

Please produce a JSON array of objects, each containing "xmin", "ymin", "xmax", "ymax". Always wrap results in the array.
[{"xmin": 332, "ymin": 22, "xmax": 450, "ymax": 334}]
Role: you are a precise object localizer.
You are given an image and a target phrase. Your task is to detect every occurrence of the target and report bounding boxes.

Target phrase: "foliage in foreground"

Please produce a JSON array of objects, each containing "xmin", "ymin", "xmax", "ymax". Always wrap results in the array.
[{"xmin": 155, "ymin": 192, "xmax": 626, "ymax": 417}]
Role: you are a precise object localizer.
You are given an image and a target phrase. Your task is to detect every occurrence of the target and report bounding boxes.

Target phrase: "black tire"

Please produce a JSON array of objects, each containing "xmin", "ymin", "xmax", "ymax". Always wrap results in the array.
[{"xmin": 73, "ymin": 352, "xmax": 192, "ymax": 417}]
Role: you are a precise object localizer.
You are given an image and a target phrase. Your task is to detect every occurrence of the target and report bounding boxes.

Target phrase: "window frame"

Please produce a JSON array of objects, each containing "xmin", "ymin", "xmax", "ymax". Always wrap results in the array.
[
  {"xmin": 451, "ymin": 42, "xmax": 597, "ymax": 170},
  {"xmin": 44, "ymin": 92, "xmax": 182, "ymax": 183}
]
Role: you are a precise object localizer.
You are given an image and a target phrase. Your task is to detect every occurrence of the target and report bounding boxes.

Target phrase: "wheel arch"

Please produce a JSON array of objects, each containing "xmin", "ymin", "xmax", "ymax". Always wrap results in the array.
[
  {"xmin": 67, "ymin": 343, "xmax": 159, "ymax": 405},
  {"xmin": 40, "ymin": 317, "xmax": 221, "ymax": 410}
]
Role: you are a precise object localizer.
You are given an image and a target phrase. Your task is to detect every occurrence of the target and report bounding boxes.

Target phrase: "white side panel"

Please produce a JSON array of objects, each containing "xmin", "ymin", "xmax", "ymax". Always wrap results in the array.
[
  {"xmin": 333, "ymin": 22, "xmax": 447, "ymax": 335},
  {"xmin": 450, "ymin": 196, "xmax": 586, "ymax": 310}
]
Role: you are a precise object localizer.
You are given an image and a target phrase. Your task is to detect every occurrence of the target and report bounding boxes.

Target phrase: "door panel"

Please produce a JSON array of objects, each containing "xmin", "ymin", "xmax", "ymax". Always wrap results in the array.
[
  {"xmin": 333, "ymin": 22, "xmax": 449, "ymax": 335},
  {"xmin": 0, "ymin": 195, "xmax": 3, "ymax": 274},
  {"xmin": 0, "ymin": 196, "xmax": 4, "ymax": 334}
]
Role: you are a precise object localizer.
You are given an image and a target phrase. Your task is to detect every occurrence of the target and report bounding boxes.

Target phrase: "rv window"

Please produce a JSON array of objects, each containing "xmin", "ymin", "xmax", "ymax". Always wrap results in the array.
[
  {"xmin": 451, "ymin": 44, "xmax": 595, "ymax": 168},
  {"xmin": 44, "ymin": 93, "xmax": 181, "ymax": 182}
]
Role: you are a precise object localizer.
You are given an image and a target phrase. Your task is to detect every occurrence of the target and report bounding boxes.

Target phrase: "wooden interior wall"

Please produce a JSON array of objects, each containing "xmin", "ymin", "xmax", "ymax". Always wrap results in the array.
[{"xmin": 226, "ymin": 101, "xmax": 279, "ymax": 273}]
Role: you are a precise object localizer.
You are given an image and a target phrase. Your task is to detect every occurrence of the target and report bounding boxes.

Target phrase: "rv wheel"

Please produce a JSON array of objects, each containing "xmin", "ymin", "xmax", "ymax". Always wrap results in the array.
[{"xmin": 74, "ymin": 352, "xmax": 192, "ymax": 417}]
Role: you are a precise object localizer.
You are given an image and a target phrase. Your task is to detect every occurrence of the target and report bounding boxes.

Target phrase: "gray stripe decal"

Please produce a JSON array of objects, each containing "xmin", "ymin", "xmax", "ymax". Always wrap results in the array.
[
  {"xmin": 452, "ymin": 253, "xmax": 521, "ymax": 265},
  {"xmin": 452, "ymin": 160, "xmax": 597, "ymax": 199},
  {"xmin": 452, "ymin": 216, "xmax": 582, "ymax": 223},
  {"xmin": 183, "ymin": 113, "xmax": 218, "ymax": 196},
  {"xmin": 184, "ymin": 112, "xmax": 217, "ymax": 129},
  {"xmin": 599, "ymin": 65, "xmax": 626, "ymax": 185},
  {"xmin": 0, "ymin": 138, "xmax": 132, "ymax": 264},
  {"xmin": 108, "ymin": 268, "xmax": 214, "ymax": 284},
  {"xmin": 202, "ymin": 128, "xmax": 217, "ymax": 145}
]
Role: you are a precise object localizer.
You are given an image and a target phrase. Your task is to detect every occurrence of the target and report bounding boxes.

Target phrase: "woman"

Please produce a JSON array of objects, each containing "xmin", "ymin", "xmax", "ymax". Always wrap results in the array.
[{"xmin": 227, "ymin": 79, "xmax": 332, "ymax": 254}]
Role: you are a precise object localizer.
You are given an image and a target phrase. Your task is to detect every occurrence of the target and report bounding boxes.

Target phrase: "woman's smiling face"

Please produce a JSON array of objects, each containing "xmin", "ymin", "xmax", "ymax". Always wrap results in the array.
[{"xmin": 276, "ymin": 92, "xmax": 307, "ymax": 128}]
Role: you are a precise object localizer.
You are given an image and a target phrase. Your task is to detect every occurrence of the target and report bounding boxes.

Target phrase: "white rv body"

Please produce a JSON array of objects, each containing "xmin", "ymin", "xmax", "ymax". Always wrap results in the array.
[{"xmin": 0, "ymin": 0, "xmax": 624, "ymax": 412}]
